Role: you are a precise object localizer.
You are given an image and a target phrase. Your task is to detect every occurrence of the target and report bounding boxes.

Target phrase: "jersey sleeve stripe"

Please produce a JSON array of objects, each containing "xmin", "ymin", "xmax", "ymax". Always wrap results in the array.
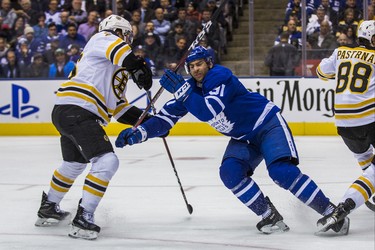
[
  {"xmin": 316, "ymin": 65, "xmax": 335, "ymax": 80},
  {"xmin": 114, "ymin": 44, "xmax": 131, "ymax": 65},
  {"xmin": 105, "ymin": 38, "xmax": 122, "ymax": 60}
]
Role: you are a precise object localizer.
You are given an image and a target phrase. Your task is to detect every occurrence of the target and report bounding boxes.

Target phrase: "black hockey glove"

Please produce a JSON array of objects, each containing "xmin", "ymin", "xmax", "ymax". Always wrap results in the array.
[{"xmin": 122, "ymin": 53, "xmax": 152, "ymax": 91}]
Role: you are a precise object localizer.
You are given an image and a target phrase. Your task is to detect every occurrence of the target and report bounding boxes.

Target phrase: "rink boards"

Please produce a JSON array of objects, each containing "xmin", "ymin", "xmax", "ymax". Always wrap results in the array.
[{"xmin": 0, "ymin": 77, "xmax": 337, "ymax": 136}]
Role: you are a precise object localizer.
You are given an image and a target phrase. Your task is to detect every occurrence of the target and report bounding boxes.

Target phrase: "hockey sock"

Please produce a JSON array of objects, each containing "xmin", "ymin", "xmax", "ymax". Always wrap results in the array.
[{"xmin": 48, "ymin": 161, "xmax": 87, "ymax": 204}]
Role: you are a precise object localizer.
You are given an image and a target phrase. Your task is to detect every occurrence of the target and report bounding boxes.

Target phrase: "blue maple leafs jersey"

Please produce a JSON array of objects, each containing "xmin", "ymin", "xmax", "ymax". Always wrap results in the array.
[{"xmin": 142, "ymin": 65, "xmax": 280, "ymax": 141}]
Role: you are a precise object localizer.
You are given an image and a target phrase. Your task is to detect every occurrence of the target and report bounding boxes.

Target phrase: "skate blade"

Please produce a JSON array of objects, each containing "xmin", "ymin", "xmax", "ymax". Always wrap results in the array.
[
  {"xmin": 68, "ymin": 225, "xmax": 98, "ymax": 240},
  {"xmin": 365, "ymin": 197, "xmax": 375, "ymax": 212},
  {"xmin": 35, "ymin": 217, "xmax": 61, "ymax": 227},
  {"xmin": 315, "ymin": 217, "xmax": 350, "ymax": 236},
  {"xmin": 260, "ymin": 221, "xmax": 290, "ymax": 234}
]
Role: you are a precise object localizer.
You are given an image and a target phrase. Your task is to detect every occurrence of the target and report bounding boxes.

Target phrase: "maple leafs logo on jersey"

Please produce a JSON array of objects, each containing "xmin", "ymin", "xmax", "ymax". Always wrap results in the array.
[{"xmin": 208, "ymin": 111, "xmax": 234, "ymax": 134}]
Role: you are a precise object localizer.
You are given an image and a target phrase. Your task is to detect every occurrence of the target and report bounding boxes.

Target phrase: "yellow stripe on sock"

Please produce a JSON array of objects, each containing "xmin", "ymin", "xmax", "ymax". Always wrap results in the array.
[
  {"xmin": 50, "ymin": 181, "xmax": 69, "ymax": 193},
  {"xmin": 350, "ymin": 183, "xmax": 370, "ymax": 200},
  {"xmin": 359, "ymin": 176, "xmax": 375, "ymax": 194},
  {"xmin": 86, "ymin": 174, "xmax": 109, "ymax": 187},
  {"xmin": 54, "ymin": 170, "xmax": 74, "ymax": 185},
  {"xmin": 83, "ymin": 185, "xmax": 105, "ymax": 197}
]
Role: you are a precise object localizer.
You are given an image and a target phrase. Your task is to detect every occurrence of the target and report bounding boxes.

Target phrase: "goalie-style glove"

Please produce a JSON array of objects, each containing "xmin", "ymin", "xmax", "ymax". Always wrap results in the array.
[
  {"xmin": 115, "ymin": 126, "xmax": 148, "ymax": 148},
  {"xmin": 123, "ymin": 54, "xmax": 153, "ymax": 91},
  {"xmin": 160, "ymin": 69, "xmax": 192, "ymax": 102}
]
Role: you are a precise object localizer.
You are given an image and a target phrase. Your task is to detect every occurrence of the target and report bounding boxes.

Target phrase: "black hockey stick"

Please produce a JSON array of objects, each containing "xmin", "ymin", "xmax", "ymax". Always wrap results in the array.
[
  {"xmin": 146, "ymin": 90, "xmax": 193, "ymax": 214},
  {"xmin": 133, "ymin": 0, "xmax": 229, "ymax": 129}
]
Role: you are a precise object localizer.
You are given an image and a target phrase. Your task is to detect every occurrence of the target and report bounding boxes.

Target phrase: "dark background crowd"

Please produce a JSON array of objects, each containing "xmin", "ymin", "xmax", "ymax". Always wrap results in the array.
[
  {"xmin": 265, "ymin": 0, "xmax": 374, "ymax": 76},
  {"xmin": 0, "ymin": 0, "xmax": 241, "ymax": 78}
]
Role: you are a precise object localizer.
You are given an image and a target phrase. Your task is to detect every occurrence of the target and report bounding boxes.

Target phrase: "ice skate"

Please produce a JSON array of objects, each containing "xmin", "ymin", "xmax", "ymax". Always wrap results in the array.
[
  {"xmin": 68, "ymin": 200, "xmax": 100, "ymax": 240},
  {"xmin": 316, "ymin": 199, "xmax": 355, "ymax": 235},
  {"xmin": 256, "ymin": 197, "xmax": 290, "ymax": 234},
  {"xmin": 35, "ymin": 191, "xmax": 70, "ymax": 227}
]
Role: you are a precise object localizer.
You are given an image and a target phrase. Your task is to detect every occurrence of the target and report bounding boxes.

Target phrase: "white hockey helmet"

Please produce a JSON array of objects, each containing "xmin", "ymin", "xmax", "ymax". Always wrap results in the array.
[
  {"xmin": 99, "ymin": 14, "xmax": 133, "ymax": 43},
  {"xmin": 357, "ymin": 20, "xmax": 375, "ymax": 46}
]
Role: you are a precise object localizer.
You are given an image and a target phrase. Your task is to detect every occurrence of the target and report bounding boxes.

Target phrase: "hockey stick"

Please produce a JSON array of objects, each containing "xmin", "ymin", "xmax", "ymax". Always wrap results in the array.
[
  {"xmin": 146, "ymin": 90, "xmax": 193, "ymax": 214},
  {"xmin": 133, "ymin": 0, "xmax": 229, "ymax": 129}
]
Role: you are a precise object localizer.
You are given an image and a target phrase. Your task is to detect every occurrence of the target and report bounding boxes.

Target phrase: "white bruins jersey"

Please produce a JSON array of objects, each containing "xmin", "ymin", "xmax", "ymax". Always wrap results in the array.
[
  {"xmin": 317, "ymin": 46, "xmax": 375, "ymax": 127},
  {"xmin": 55, "ymin": 31, "xmax": 134, "ymax": 125}
]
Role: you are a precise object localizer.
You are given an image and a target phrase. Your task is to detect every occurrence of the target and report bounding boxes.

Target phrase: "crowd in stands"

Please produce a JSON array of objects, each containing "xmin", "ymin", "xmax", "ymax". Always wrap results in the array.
[
  {"xmin": 265, "ymin": 0, "xmax": 374, "ymax": 76},
  {"xmin": 0, "ymin": 0, "xmax": 242, "ymax": 78}
]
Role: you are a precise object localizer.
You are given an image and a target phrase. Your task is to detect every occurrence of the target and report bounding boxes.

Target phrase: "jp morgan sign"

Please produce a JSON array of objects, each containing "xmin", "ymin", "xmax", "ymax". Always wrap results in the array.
[{"xmin": 245, "ymin": 79, "xmax": 335, "ymax": 122}]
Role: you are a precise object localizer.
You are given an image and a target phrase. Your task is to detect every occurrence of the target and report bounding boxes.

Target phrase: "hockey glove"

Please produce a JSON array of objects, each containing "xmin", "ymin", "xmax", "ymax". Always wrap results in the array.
[
  {"xmin": 115, "ymin": 126, "xmax": 148, "ymax": 148},
  {"xmin": 123, "ymin": 53, "xmax": 153, "ymax": 91},
  {"xmin": 160, "ymin": 69, "xmax": 192, "ymax": 101}
]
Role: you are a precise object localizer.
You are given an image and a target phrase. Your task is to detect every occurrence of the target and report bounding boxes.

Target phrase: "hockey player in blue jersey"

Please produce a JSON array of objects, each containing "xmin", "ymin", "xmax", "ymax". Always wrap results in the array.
[{"xmin": 116, "ymin": 46, "xmax": 349, "ymax": 234}]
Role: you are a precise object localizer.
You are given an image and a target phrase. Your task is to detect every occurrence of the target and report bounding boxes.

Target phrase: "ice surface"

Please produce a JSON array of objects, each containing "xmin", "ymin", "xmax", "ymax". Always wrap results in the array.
[{"xmin": 0, "ymin": 136, "xmax": 374, "ymax": 250}]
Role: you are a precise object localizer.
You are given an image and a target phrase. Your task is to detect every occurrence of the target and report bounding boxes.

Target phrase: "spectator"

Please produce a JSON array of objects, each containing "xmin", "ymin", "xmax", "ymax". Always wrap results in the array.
[
  {"xmin": 59, "ymin": 23, "xmax": 86, "ymax": 51},
  {"xmin": 306, "ymin": 6, "xmax": 332, "ymax": 36},
  {"xmin": 0, "ymin": 16, "xmax": 11, "ymax": 42},
  {"xmin": 338, "ymin": 0, "xmax": 362, "ymax": 21},
  {"xmin": 172, "ymin": 7, "xmax": 196, "ymax": 36},
  {"xmin": 343, "ymin": 25, "xmax": 358, "ymax": 46},
  {"xmin": 320, "ymin": 0, "xmax": 339, "ymax": 32},
  {"xmin": 141, "ymin": 21, "xmax": 162, "ymax": 46},
  {"xmin": 23, "ymin": 52, "xmax": 49, "ymax": 77},
  {"xmin": 115, "ymin": 0, "xmax": 132, "ymax": 22},
  {"xmin": 166, "ymin": 35, "xmax": 187, "ymax": 63},
  {"xmin": 121, "ymin": 0, "xmax": 139, "ymax": 13},
  {"xmin": 133, "ymin": 44, "xmax": 157, "ymax": 76},
  {"xmin": 186, "ymin": 2, "xmax": 201, "ymax": 25},
  {"xmin": 0, "ymin": 50, "xmax": 21, "ymax": 78},
  {"xmin": 336, "ymin": 32, "xmax": 349, "ymax": 46},
  {"xmin": 368, "ymin": 3, "xmax": 375, "ymax": 20},
  {"xmin": 48, "ymin": 48, "xmax": 75, "ymax": 77},
  {"xmin": 336, "ymin": 8, "xmax": 359, "ymax": 37},
  {"xmin": 165, "ymin": 22, "xmax": 190, "ymax": 53},
  {"xmin": 77, "ymin": 10, "xmax": 98, "ymax": 41},
  {"xmin": 85, "ymin": 0, "xmax": 111, "ymax": 19},
  {"xmin": 43, "ymin": 39, "xmax": 60, "ymax": 64},
  {"xmin": 265, "ymin": 32, "xmax": 300, "ymax": 76},
  {"xmin": 67, "ymin": 43, "xmax": 81, "ymax": 63},
  {"xmin": 139, "ymin": 0, "xmax": 155, "ymax": 23},
  {"xmin": 307, "ymin": 20, "xmax": 337, "ymax": 59},
  {"xmin": 15, "ymin": 38, "xmax": 33, "ymax": 71},
  {"xmin": 9, "ymin": 17, "xmax": 27, "ymax": 49},
  {"xmin": 0, "ymin": 0, "xmax": 17, "ymax": 29},
  {"xmin": 151, "ymin": 7, "xmax": 171, "ymax": 46},
  {"xmin": 32, "ymin": 13, "xmax": 48, "ymax": 40},
  {"xmin": 0, "ymin": 36, "xmax": 10, "ymax": 59},
  {"xmin": 142, "ymin": 32, "xmax": 163, "ymax": 71},
  {"xmin": 15, "ymin": 0, "xmax": 39, "ymax": 26},
  {"xmin": 42, "ymin": 22, "xmax": 60, "ymax": 50},
  {"xmin": 198, "ymin": 35, "xmax": 218, "ymax": 64},
  {"xmin": 285, "ymin": 0, "xmax": 315, "ymax": 24},
  {"xmin": 45, "ymin": 0, "xmax": 62, "ymax": 25},
  {"xmin": 20, "ymin": 26, "xmax": 45, "ymax": 54},
  {"xmin": 57, "ymin": 11, "xmax": 72, "ymax": 35},
  {"xmin": 160, "ymin": 0, "xmax": 178, "ymax": 22},
  {"xmin": 68, "ymin": 0, "xmax": 88, "ymax": 26},
  {"xmin": 200, "ymin": 8, "xmax": 221, "ymax": 51},
  {"xmin": 31, "ymin": 0, "xmax": 49, "ymax": 14},
  {"xmin": 275, "ymin": 19, "xmax": 302, "ymax": 49},
  {"xmin": 130, "ymin": 9, "xmax": 146, "ymax": 36}
]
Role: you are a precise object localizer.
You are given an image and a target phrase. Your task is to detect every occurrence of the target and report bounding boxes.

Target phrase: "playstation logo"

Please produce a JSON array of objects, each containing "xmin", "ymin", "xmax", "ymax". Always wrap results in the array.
[{"xmin": 0, "ymin": 84, "xmax": 39, "ymax": 118}]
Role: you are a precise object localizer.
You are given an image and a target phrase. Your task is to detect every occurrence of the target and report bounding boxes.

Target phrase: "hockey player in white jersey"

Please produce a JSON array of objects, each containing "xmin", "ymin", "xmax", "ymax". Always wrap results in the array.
[
  {"xmin": 34, "ymin": 15, "xmax": 155, "ymax": 240},
  {"xmin": 316, "ymin": 20, "xmax": 375, "ymax": 233}
]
